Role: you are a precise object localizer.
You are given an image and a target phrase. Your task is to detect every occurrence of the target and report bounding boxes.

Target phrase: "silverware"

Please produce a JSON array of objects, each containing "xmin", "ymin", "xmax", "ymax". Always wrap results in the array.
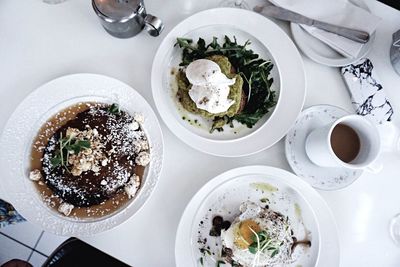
[{"xmin": 254, "ymin": 3, "xmax": 369, "ymax": 43}]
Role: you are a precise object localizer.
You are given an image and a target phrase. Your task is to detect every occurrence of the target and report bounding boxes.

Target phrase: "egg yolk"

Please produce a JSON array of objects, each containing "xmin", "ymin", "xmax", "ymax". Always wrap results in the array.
[{"xmin": 234, "ymin": 219, "xmax": 261, "ymax": 249}]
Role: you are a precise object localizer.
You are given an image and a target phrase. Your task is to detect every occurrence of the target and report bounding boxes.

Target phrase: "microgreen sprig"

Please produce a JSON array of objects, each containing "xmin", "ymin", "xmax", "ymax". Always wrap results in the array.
[
  {"xmin": 248, "ymin": 228, "xmax": 281, "ymax": 267},
  {"xmin": 107, "ymin": 103, "xmax": 121, "ymax": 115},
  {"xmin": 50, "ymin": 132, "xmax": 91, "ymax": 171}
]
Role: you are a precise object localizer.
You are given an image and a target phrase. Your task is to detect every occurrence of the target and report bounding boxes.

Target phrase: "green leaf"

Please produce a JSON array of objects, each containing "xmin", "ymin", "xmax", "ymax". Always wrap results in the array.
[
  {"xmin": 65, "ymin": 144, "xmax": 77, "ymax": 154},
  {"xmin": 107, "ymin": 103, "xmax": 120, "ymax": 115},
  {"xmin": 271, "ymin": 248, "xmax": 279, "ymax": 257},
  {"xmin": 216, "ymin": 260, "xmax": 225, "ymax": 267},
  {"xmin": 248, "ymin": 244, "xmax": 258, "ymax": 254},
  {"xmin": 200, "ymin": 248, "xmax": 211, "ymax": 255},
  {"xmin": 50, "ymin": 136, "xmax": 91, "ymax": 170},
  {"xmin": 251, "ymin": 232, "xmax": 259, "ymax": 242},
  {"xmin": 175, "ymin": 37, "xmax": 194, "ymax": 49},
  {"xmin": 208, "ymin": 37, "xmax": 220, "ymax": 49},
  {"xmin": 197, "ymin": 38, "xmax": 206, "ymax": 50},
  {"xmin": 233, "ymin": 113, "xmax": 263, "ymax": 128},
  {"xmin": 50, "ymin": 157, "xmax": 62, "ymax": 167},
  {"xmin": 76, "ymin": 140, "xmax": 91, "ymax": 148}
]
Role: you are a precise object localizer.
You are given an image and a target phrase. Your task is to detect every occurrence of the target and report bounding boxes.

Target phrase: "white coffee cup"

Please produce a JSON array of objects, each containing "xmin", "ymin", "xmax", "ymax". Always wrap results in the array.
[{"xmin": 305, "ymin": 114, "xmax": 381, "ymax": 172}]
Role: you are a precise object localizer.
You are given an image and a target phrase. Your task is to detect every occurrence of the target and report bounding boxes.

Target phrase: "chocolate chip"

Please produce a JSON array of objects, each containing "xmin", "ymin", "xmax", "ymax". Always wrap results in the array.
[
  {"xmin": 212, "ymin": 216, "xmax": 223, "ymax": 226},
  {"xmin": 221, "ymin": 221, "xmax": 231, "ymax": 230},
  {"xmin": 209, "ymin": 228, "xmax": 221, "ymax": 237}
]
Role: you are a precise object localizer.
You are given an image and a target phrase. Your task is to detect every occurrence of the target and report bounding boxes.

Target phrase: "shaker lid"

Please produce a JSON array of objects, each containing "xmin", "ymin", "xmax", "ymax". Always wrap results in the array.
[{"xmin": 93, "ymin": 0, "xmax": 142, "ymax": 21}]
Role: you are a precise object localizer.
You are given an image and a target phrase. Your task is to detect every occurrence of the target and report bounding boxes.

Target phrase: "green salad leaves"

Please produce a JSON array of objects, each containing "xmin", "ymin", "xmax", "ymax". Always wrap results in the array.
[{"xmin": 175, "ymin": 36, "xmax": 276, "ymax": 129}]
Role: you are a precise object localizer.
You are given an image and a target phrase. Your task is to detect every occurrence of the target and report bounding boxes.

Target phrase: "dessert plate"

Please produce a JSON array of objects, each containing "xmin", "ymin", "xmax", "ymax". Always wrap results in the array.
[
  {"xmin": 291, "ymin": 0, "xmax": 375, "ymax": 67},
  {"xmin": 285, "ymin": 105, "xmax": 363, "ymax": 190},
  {"xmin": 0, "ymin": 74, "xmax": 164, "ymax": 236},
  {"xmin": 152, "ymin": 8, "xmax": 305, "ymax": 157},
  {"xmin": 175, "ymin": 166, "xmax": 340, "ymax": 267}
]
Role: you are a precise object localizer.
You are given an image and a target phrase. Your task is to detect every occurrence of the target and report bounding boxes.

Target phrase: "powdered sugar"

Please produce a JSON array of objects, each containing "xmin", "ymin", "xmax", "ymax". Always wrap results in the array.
[{"xmin": 32, "ymin": 103, "xmax": 151, "ymax": 217}]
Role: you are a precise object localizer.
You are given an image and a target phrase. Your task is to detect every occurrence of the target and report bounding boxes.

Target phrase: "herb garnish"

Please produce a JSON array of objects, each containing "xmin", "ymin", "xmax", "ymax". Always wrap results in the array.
[
  {"xmin": 248, "ymin": 229, "xmax": 281, "ymax": 258},
  {"xmin": 175, "ymin": 36, "xmax": 276, "ymax": 129},
  {"xmin": 50, "ymin": 132, "xmax": 91, "ymax": 170},
  {"xmin": 216, "ymin": 260, "xmax": 226, "ymax": 267},
  {"xmin": 107, "ymin": 103, "xmax": 120, "ymax": 115},
  {"xmin": 200, "ymin": 248, "xmax": 212, "ymax": 255}
]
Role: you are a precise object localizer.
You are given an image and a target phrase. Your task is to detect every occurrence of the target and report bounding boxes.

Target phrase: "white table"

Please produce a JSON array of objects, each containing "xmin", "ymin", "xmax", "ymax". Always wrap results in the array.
[{"xmin": 1, "ymin": 0, "xmax": 400, "ymax": 266}]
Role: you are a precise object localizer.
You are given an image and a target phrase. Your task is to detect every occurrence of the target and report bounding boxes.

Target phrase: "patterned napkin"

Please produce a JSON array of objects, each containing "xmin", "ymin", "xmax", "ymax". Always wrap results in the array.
[
  {"xmin": 0, "ymin": 199, "xmax": 25, "ymax": 228},
  {"xmin": 390, "ymin": 29, "xmax": 400, "ymax": 76},
  {"xmin": 341, "ymin": 58, "xmax": 394, "ymax": 124}
]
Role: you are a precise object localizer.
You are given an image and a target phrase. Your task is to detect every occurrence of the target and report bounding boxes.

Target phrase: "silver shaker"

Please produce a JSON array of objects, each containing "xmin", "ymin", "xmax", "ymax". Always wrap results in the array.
[{"xmin": 92, "ymin": 0, "xmax": 164, "ymax": 38}]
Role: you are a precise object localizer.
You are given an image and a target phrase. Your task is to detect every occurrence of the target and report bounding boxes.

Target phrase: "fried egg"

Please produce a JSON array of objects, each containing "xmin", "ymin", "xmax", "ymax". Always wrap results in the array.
[{"xmin": 221, "ymin": 202, "xmax": 295, "ymax": 267}]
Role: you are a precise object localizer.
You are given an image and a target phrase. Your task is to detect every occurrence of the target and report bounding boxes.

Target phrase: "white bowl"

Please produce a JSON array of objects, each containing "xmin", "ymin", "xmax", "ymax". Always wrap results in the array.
[
  {"xmin": 152, "ymin": 8, "xmax": 306, "ymax": 157},
  {"xmin": 0, "ymin": 73, "xmax": 164, "ymax": 236},
  {"xmin": 162, "ymin": 24, "xmax": 281, "ymax": 142}
]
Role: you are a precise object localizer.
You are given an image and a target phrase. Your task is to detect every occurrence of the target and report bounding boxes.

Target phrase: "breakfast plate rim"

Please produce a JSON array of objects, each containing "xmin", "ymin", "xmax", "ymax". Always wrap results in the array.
[
  {"xmin": 151, "ymin": 8, "xmax": 306, "ymax": 157},
  {"xmin": 0, "ymin": 73, "xmax": 164, "ymax": 236},
  {"xmin": 175, "ymin": 165, "xmax": 340, "ymax": 267}
]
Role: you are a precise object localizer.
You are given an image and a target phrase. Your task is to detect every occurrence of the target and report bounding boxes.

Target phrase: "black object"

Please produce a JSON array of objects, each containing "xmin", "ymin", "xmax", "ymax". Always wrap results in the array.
[
  {"xmin": 377, "ymin": 0, "xmax": 400, "ymax": 11},
  {"xmin": 43, "ymin": 238, "xmax": 131, "ymax": 267}
]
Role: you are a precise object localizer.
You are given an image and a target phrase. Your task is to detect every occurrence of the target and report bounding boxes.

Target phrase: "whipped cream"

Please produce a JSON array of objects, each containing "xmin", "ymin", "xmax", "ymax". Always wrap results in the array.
[{"xmin": 185, "ymin": 59, "xmax": 236, "ymax": 114}]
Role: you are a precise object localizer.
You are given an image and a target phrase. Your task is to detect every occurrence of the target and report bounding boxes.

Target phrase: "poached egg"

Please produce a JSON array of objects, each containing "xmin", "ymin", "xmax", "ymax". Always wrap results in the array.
[{"xmin": 185, "ymin": 59, "xmax": 236, "ymax": 114}]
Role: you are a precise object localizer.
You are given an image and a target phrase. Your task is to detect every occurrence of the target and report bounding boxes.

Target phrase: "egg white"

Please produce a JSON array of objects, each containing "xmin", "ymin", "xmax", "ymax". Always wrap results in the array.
[{"xmin": 185, "ymin": 59, "xmax": 236, "ymax": 114}]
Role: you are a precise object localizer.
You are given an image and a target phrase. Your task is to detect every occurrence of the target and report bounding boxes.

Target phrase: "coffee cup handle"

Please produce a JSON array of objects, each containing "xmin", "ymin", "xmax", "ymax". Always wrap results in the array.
[
  {"xmin": 144, "ymin": 14, "xmax": 164, "ymax": 37},
  {"xmin": 365, "ymin": 161, "xmax": 383, "ymax": 174}
]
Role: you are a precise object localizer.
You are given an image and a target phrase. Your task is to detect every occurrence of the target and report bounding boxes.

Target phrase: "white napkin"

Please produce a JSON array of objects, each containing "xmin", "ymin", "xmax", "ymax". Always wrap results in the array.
[{"xmin": 270, "ymin": 0, "xmax": 381, "ymax": 58}]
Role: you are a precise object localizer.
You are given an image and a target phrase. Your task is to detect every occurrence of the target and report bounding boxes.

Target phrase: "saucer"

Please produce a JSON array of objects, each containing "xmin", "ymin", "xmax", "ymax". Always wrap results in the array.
[{"xmin": 285, "ymin": 105, "xmax": 363, "ymax": 190}]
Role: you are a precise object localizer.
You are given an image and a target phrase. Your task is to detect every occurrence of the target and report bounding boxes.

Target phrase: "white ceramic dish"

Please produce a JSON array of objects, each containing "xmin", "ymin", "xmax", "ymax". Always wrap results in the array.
[
  {"xmin": 0, "ymin": 73, "xmax": 164, "ymax": 236},
  {"xmin": 175, "ymin": 166, "xmax": 340, "ymax": 267},
  {"xmin": 285, "ymin": 105, "xmax": 363, "ymax": 190},
  {"xmin": 290, "ymin": 0, "xmax": 375, "ymax": 67},
  {"xmin": 152, "ymin": 8, "xmax": 305, "ymax": 157}
]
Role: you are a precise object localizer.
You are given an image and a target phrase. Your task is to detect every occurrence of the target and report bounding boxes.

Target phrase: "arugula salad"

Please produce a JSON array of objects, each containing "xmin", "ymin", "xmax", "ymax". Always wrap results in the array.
[{"xmin": 174, "ymin": 36, "xmax": 276, "ymax": 132}]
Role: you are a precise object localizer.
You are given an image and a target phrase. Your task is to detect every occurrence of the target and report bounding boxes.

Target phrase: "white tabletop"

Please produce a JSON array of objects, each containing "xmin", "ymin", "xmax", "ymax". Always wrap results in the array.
[{"xmin": 1, "ymin": 0, "xmax": 400, "ymax": 266}]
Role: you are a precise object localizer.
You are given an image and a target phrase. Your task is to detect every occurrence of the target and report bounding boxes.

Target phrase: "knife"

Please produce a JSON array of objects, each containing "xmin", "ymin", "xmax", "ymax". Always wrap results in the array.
[{"xmin": 254, "ymin": 3, "xmax": 370, "ymax": 43}]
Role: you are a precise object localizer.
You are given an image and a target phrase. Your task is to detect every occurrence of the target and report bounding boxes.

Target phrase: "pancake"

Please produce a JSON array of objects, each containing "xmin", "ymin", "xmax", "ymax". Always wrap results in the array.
[{"xmin": 41, "ymin": 106, "xmax": 147, "ymax": 207}]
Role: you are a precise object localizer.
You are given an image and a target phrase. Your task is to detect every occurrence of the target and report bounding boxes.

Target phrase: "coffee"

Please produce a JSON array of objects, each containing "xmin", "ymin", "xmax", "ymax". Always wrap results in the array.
[{"xmin": 330, "ymin": 123, "xmax": 360, "ymax": 163}]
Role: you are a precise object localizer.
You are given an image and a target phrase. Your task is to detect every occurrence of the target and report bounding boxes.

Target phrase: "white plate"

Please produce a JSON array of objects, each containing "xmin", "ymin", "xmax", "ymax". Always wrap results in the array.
[
  {"xmin": 285, "ymin": 105, "xmax": 363, "ymax": 190},
  {"xmin": 152, "ymin": 8, "xmax": 305, "ymax": 157},
  {"xmin": 291, "ymin": 0, "xmax": 375, "ymax": 67},
  {"xmin": 175, "ymin": 166, "xmax": 340, "ymax": 267},
  {"xmin": 0, "ymin": 74, "xmax": 164, "ymax": 236}
]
